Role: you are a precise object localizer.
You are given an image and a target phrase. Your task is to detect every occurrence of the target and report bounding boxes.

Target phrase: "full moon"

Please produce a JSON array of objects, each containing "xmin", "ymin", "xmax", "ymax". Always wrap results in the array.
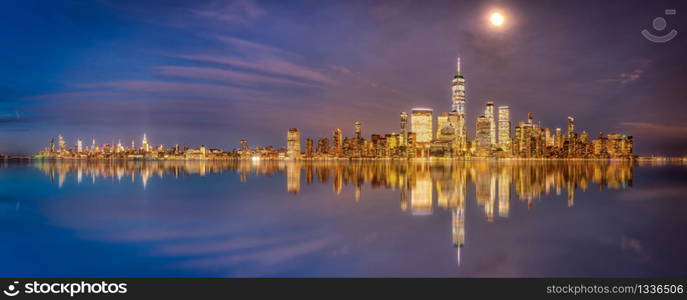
[{"xmin": 490, "ymin": 12, "xmax": 505, "ymax": 27}]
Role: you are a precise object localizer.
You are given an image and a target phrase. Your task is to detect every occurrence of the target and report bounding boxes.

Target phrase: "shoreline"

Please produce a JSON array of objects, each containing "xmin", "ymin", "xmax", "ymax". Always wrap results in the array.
[{"xmin": 3, "ymin": 156, "xmax": 683, "ymax": 162}]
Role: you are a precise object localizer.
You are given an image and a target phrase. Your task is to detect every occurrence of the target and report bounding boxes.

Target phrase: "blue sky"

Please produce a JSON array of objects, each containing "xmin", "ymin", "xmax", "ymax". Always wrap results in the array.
[{"xmin": 1, "ymin": 0, "xmax": 686, "ymax": 155}]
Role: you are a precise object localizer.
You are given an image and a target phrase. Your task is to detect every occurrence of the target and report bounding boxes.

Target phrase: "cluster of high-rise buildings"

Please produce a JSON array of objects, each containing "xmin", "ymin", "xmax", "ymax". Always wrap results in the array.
[
  {"xmin": 36, "ymin": 57, "xmax": 634, "ymax": 161},
  {"xmin": 36, "ymin": 134, "xmax": 236, "ymax": 160},
  {"xmin": 285, "ymin": 57, "xmax": 634, "ymax": 160}
]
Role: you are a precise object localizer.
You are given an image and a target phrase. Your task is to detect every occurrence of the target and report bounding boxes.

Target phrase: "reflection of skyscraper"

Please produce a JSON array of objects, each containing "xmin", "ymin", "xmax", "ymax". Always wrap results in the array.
[
  {"xmin": 411, "ymin": 166, "xmax": 432, "ymax": 215},
  {"xmin": 498, "ymin": 167, "xmax": 511, "ymax": 218},
  {"xmin": 452, "ymin": 207, "xmax": 465, "ymax": 265},
  {"xmin": 287, "ymin": 128, "xmax": 301, "ymax": 159},
  {"xmin": 475, "ymin": 163, "xmax": 496, "ymax": 222},
  {"xmin": 286, "ymin": 162, "xmax": 300, "ymax": 194},
  {"xmin": 411, "ymin": 108, "xmax": 433, "ymax": 144}
]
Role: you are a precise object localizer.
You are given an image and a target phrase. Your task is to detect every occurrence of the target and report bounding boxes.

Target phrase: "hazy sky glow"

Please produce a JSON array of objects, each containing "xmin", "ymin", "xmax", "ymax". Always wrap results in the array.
[{"xmin": 1, "ymin": 0, "xmax": 686, "ymax": 155}]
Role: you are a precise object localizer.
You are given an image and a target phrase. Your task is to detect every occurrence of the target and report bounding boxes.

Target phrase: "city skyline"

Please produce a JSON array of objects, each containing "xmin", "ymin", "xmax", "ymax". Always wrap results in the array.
[
  {"xmin": 1, "ymin": 1, "xmax": 687, "ymax": 156},
  {"xmin": 32, "ymin": 57, "xmax": 637, "ymax": 160}
]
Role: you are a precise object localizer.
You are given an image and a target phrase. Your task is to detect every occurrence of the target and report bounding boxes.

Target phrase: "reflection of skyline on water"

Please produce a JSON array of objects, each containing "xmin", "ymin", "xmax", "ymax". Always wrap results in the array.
[{"xmin": 28, "ymin": 160, "xmax": 634, "ymax": 267}]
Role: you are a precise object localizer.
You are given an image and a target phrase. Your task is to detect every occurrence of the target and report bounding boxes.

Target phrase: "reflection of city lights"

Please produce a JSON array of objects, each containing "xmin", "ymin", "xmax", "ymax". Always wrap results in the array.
[{"xmin": 37, "ymin": 160, "xmax": 636, "ymax": 269}]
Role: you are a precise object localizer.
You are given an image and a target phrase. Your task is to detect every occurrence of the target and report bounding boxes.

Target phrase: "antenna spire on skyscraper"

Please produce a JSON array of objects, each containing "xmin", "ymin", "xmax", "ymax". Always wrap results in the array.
[{"xmin": 456, "ymin": 56, "xmax": 461, "ymax": 74}]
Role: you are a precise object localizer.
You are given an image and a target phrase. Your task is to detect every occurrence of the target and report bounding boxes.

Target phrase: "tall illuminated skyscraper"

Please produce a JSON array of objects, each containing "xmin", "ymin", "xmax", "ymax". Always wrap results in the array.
[
  {"xmin": 498, "ymin": 106, "xmax": 511, "ymax": 152},
  {"xmin": 400, "ymin": 112, "xmax": 408, "ymax": 146},
  {"xmin": 436, "ymin": 112, "xmax": 449, "ymax": 139},
  {"xmin": 142, "ymin": 133, "xmax": 150, "ymax": 153},
  {"xmin": 567, "ymin": 116, "xmax": 575, "ymax": 137},
  {"xmin": 287, "ymin": 128, "xmax": 301, "ymax": 159},
  {"xmin": 450, "ymin": 57, "xmax": 467, "ymax": 154},
  {"xmin": 476, "ymin": 116, "xmax": 492, "ymax": 157},
  {"xmin": 305, "ymin": 138, "xmax": 313, "ymax": 157},
  {"xmin": 484, "ymin": 101, "xmax": 496, "ymax": 146},
  {"xmin": 332, "ymin": 128, "xmax": 343, "ymax": 156},
  {"xmin": 451, "ymin": 57, "xmax": 466, "ymax": 114},
  {"xmin": 76, "ymin": 139, "xmax": 83, "ymax": 153},
  {"xmin": 57, "ymin": 134, "xmax": 65, "ymax": 152},
  {"xmin": 354, "ymin": 121, "xmax": 361, "ymax": 140},
  {"xmin": 411, "ymin": 108, "xmax": 433, "ymax": 144}
]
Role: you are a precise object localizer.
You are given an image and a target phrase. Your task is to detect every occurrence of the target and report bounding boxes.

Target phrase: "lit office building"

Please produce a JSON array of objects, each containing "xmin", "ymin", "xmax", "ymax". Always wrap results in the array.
[
  {"xmin": 498, "ymin": 106, "xmax": 511, "ymax": 153},
  {"xmin": 411, "ymin": 108, "xmax": 433, "ymax": 144},
  {"xmin": 305, "ymin": 138, "xmax": 313, "ymax": 157},
  {"xmin": 142, "ymin": 133, "xmax": 150, "ymax": 153},
  {"xmin": 332, "ymin": 128, "xmax": 343, "ymax": 156},
  {"xmin": 400, "ymin": 112, "xmax": 408, "ymax": 147},
  {"xmin": 436, "ymin": 113, "xmax": 449, "ymax": 140},
  {"xmin": 484, "ymin": 101, "xmax": 496, "ymax": 146},
  {"xmin": 475, "ymin": 116, "xmax": 492, "ymax": 157},
  {"xmin": 287, "ymin": 128, "xmax": 301, "ymax": 159}
]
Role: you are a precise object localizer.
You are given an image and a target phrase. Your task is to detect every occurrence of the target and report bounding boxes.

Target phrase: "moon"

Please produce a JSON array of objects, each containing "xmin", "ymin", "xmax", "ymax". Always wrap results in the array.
[{"xmin": 490, "ymin": 12, "xmax": 505, "ymax": 27}]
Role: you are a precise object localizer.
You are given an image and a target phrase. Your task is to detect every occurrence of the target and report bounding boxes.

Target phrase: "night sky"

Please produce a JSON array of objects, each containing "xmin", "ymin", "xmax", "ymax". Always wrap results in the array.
[{"xmin": 1, "ymin": 0, "xmax": 686, "ymax": 156}]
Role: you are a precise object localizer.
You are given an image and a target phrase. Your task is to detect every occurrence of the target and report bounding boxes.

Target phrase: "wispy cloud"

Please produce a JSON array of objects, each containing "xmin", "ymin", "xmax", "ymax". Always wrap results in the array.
[
  {"xmin": 75, "ymin": 80, "xmax": 265, "ymax": 100},
  {"xmin": 154, "ymin": 65, "xmax": 324, "ymax": 88},
  {"xmin": 598, "ymin": 59, "xmax": 651, "ymax": 84},
  {"xmin": 189, "ymin": 0, "xmax": 265, "ymax": 25},
  {"xmin": 207, "ymin": 35, "xmax": 299, "ymax": 58},
  {"xmin": 619, "ymin": 122, "xmax": 687, "ymax": 138},
  {"xmin": 598, "ymin": 69, "xmax": 643, "ymax": 84},
  {"xmin": 177, "ymin": 54, "xmax": 334, "ymax": 85}
]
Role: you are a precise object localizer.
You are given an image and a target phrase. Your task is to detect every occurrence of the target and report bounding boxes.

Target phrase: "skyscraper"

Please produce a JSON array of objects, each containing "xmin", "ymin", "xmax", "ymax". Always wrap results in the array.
[
  {"xmin": 484, "ymin": 101, "xmax": 496, "ymax": 146},
  {"xmin": 58, "ymin": 135, "xmax": 65, "ymax": 152},
  {"xmin": 354, "ymin": 121, "xmax": 361, "ymax": 140},
  {"xmin": 305, "ymin": 138, "xmax": 313, "ymax": 157},
  {"xmin": 450, "ymin": 57, "xmax": 467, "ymax": 154},
  {"xmin": 436, "ymin": 112, "xmax": 449, "ymax": 139},
  {"xmin": 76, "ymin": 139, "xmax": 83, "ymax": 153},
  {"xmin": 142, "ymin": 133, "xmax": 150, "ymax": 153},
  {"xmin": 567, "ymin": 116, "xmax": 575, "ymax": 138},
  {"xmin": 287, "ymin": 128, "xmax": 301, "ymax": 159},
  {"xmin": 332, "ymin": 128, "xmax": 343, "ymax": 156},
  {"xmin": 400, "ymin": 112, "xmax": 408, "ymax": 147},
  {"xmin": 451, "ymin": 57, "xmax": 466, "ymax": 114},
  {"xmin": 411, "ymin": 108, "xmax": 433, "ymax": 144},
  {"xmin": 498, "ymin": 106, "xmax": 511, "ymax": 152},
  {"xmin": 476, "ymin": 116, "xmax": 492, "ymax": 157}
]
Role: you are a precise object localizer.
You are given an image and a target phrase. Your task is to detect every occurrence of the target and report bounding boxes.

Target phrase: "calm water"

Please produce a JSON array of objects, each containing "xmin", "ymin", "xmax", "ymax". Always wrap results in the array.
[{"xmin": 1, "ymin": 160, "xmax": 686, "ymax": 277}]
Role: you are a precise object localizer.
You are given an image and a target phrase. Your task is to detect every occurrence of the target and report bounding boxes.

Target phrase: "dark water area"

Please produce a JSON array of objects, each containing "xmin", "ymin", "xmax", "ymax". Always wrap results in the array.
[{"xmin": 1, "ymin": 160, "xmax": 686, "ymax": 277}]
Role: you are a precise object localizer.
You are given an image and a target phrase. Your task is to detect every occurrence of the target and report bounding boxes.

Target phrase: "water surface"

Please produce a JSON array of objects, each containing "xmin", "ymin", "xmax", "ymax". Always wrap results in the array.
[{"xmin": 1, "ymin": 160, "xmax": 685, "ymax": 277}]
